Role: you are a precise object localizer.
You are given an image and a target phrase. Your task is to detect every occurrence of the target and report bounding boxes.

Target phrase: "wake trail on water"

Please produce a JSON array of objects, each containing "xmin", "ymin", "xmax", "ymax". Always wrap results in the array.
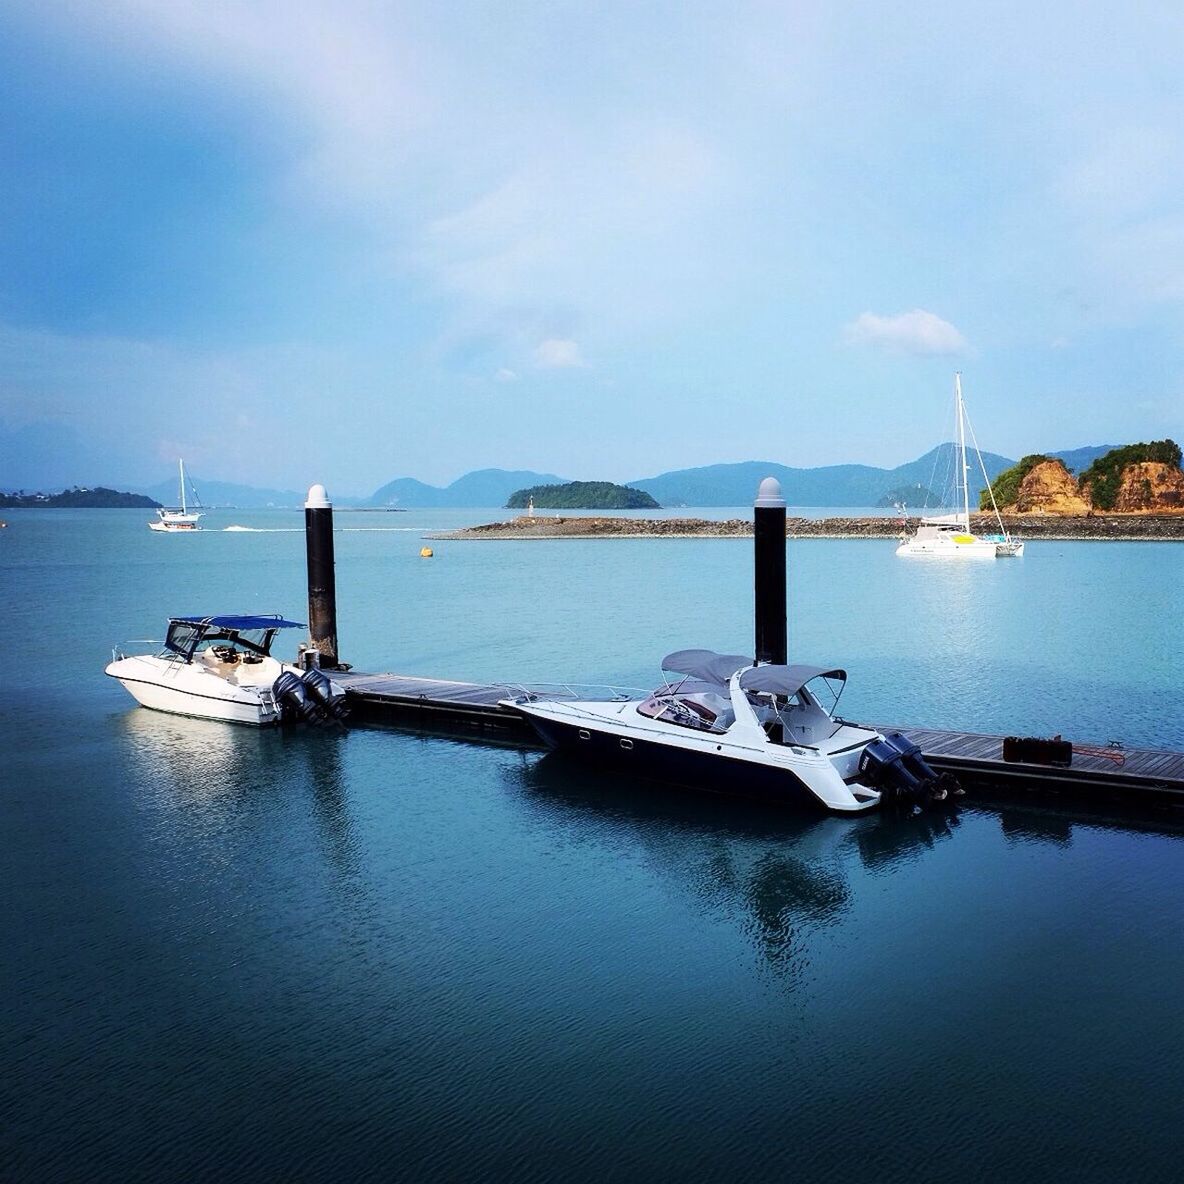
[{"xmin": 222, "ymin": 526, "xmax": 434, "ymax": 532}]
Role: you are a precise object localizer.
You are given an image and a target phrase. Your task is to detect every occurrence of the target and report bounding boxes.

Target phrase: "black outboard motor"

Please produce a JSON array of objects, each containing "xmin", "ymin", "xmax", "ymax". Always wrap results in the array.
[
  {"xmin": 273, "ymin": 670, "xmax": 324, "ymax": 724},
  {"xmin": 860, "ymin": 731, "xmax": 962, "ymax": 806},
  {"xmin": 301, "ymin": 667, "xmax": 350, "ymax": 722}
]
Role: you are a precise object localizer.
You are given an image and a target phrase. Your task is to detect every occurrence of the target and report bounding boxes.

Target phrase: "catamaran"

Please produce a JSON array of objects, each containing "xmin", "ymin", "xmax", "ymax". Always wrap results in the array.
[
  {"xmin": 149, "ymin": 459, "xmax": 204, "ymax": 532},
  {"xmin": 896, "ymin": 374, "xmax": 1023, "ymax": 558}
]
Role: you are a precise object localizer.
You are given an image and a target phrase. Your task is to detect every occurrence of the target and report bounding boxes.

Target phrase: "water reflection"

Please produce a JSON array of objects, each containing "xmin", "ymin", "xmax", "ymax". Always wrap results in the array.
[
  {"xmin": 117, "ymin": 711, "xmax": 359, "ymax": 877},
  {"xmin": 118, "ymin": 709, "xmax": 282, "ymax": 815},
  {"xmin": 290, "ymin": 727, "xmax": 360, "ymax": 881},
  {"xmin": 507, "ymin": 751, "xmax": 962, "ymax": 980},
  {"xmin": 853, "ymin": 802, "xmax": 964, "ymax": 868},
  {"xmin": 998, "ymin": 808, "xmax": 1073, "ymax": 847}
]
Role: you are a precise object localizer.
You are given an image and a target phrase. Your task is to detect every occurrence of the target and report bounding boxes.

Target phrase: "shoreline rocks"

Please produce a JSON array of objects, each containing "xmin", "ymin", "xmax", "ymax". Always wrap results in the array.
[{"xmin": 429, "ymin": 513, "xmax": 1184, "ymax": 542}]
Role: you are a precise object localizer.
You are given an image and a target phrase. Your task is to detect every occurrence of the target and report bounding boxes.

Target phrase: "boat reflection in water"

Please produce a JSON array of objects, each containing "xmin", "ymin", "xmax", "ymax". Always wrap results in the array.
[
  {"xmin": 115, "ymin": 710, "xmax": 360, "ymax": 882},
  {"xmin": 506, "ymin": 749, "xmax": 964, "ymax": 978}
]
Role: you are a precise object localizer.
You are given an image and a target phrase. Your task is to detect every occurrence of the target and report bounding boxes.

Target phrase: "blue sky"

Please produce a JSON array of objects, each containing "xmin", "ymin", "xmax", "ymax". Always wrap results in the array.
[{"xmin": 1, "ymin": 0, "xmax": 1182, "ymax": 494}]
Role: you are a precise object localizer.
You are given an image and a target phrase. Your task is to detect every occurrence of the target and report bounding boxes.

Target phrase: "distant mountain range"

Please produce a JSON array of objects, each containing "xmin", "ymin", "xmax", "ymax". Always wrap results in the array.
[
  {"xmin": 623, "ymin": 444, "xmax": 1117, "ymax": 507},
  {"xmin": 4, "ymin": 444, "xmax": 1121, "ymax": 508},
  {"xmin": 1044, "ymin": 445, "xmax": 1117, "ymax": 475},
  {"xmin": 366, "ymin": 468, "xmax": 568, "ymax": 508},
  {"xmin": 136, "ymin": 476, "xmax": 327, "ymax": 509}
]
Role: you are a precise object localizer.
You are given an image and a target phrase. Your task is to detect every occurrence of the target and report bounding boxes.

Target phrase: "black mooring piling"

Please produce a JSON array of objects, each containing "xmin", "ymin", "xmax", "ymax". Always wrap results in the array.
[
  {"xmin": 305, "ymin": 483, "xmax": 339, "ymax": 668},
  {"xmin": 753, "ymin": 477, "xmax": 787, "ymax": 666}
]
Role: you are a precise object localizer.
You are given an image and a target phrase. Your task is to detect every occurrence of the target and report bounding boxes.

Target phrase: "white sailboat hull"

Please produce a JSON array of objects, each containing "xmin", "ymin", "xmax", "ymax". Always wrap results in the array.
[
  {"xmin": 148, "ymin": 517, "xmax": 203, "ymax": 532},
  {"xmin": 897, "ymin": 536, "xmax": 1005, "ymax": 557}
]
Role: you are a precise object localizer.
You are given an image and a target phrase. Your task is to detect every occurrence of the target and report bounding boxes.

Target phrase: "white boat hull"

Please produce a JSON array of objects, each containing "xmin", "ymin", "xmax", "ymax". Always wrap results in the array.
[
  {"xmin": 148, "ymin": 519, "xmax": 203, "ymax": 532},
  {"xmin": 897, "ymin": 537, "xmax": 1001, "ymax": 557},
  {"xmin": 105, "ymin": 654, "xmax": 282, "ymax": 726}
]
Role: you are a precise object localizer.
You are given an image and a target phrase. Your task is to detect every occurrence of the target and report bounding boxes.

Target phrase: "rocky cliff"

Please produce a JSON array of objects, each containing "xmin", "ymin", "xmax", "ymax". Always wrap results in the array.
[
  {"xmin": 1005, "ymin": 459, "xmax": 1092, "ymax": 515},
  {"xmin": 992, "ymin": 446, "xmax": 1184, "ymax": 515},
  {"xmin": 1108, "ymin": 461, "xmax": 1184, "ymax": 513}
]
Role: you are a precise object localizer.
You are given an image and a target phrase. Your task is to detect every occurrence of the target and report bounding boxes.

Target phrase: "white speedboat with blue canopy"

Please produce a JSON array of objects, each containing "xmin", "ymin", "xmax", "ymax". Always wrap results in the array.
[
  {"xmin": 106, "ymin": 615, "xmax": 348, "ymax": 726},
  {"xmin": 506, "ymin": 649, "xmax": 955, "ymax": 814}
]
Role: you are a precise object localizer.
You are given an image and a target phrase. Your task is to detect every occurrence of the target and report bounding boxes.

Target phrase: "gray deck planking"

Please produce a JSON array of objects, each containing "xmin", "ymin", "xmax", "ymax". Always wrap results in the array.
[{"xmin": 874, "ymin": 723, "xmax": 1184, "ymax": 791}]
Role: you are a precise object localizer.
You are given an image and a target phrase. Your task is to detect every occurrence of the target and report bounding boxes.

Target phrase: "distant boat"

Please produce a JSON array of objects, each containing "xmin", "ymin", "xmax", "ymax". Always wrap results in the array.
[
  {"xmin": 896, "ymin": 374, "xmax": 1024, "ymax": 558},
  {"xmin": 149, "ymin": 459, "xmax": 204, "ymax": 532}
]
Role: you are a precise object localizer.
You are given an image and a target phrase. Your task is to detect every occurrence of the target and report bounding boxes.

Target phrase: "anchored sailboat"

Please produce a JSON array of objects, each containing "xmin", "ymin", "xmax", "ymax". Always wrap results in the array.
[
  {"xmin": 149, "ymin": 459, "xmax": 204, "ymax": 532},
  {"xmin": 896, "ymin": 375, "xmax": 1023, "ymax": 558}
]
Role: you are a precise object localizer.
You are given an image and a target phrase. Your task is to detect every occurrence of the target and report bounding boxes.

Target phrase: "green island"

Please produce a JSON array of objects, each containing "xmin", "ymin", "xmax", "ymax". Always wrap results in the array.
[
  {"xmin": 507, "ymin": 481, "xmax": 660, "ymax": 510},
  {"xmin": 0, "ymin": 487, "xmax": 162, "ymax": 509}
]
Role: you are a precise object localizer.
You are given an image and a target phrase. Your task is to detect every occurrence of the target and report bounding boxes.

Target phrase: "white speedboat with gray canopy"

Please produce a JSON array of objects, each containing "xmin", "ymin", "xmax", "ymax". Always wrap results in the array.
[{"xmin": 505, "ymin": 648, "xmax": 957, "ymax": 814}]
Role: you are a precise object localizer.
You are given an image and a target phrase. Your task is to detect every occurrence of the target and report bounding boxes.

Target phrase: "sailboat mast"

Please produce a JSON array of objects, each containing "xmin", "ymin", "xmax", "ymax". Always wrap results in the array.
[
  {"xmin": 179, "ymin": 459, "xmax": 187, "ymax": 515},
  {"xmin": 955, "ymin": 373, "xmax": 970, "ymax": 526}
]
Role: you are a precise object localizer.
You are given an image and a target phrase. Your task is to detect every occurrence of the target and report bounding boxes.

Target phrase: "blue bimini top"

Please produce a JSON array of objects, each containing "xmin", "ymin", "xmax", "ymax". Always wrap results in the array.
[{"xmin": 171, "ymin": 615, "xmax": 306, "ymax": 631}]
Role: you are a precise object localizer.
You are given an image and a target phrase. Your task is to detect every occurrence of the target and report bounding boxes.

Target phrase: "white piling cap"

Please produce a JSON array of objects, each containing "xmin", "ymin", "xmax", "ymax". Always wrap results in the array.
[
  {"xmin": 305, "ymin": 483, "xmax": 331, "ymax": 509},
  {"xmin": 754, "ymin": 477, "xmax": 785, "ymax": 508}
]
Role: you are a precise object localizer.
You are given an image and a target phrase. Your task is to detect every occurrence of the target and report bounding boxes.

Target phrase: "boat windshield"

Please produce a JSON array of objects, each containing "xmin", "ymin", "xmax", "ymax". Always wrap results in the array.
[{"xmin": 164, "ymin": 621, "xmax": 278, "ymax": 661}]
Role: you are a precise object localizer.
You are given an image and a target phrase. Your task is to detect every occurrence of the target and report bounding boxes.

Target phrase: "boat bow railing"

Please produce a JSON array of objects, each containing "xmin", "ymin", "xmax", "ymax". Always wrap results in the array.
[{"xmin": 500, "ymin": 680, "xmax": 650, "ymax": 705}]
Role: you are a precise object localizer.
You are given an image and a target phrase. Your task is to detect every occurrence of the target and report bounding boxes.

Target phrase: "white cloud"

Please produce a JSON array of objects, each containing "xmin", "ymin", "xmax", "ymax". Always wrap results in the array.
[
  {"xmin": 533, "ymin": 339, "xmax": 585, "ymax": 369},
  {"xmin": 493, "ymin": 367, "xmax": 518, "ymax": 382},
  {"xmin": 844, "ymin": 310, "xmax": 969, "ymax": 356}
]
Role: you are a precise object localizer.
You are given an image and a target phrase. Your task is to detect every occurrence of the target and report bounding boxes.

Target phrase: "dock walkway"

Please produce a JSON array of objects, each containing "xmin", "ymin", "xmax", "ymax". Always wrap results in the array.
[
  {"xmin": 872, "ymin": 724, "xmax": 1184, "ymax": 806},
  {"xmin": 334, "ymin": 671, "xmax": 527, "ymax": 731},
  {"xmin": 335, "ymin": 670, "xmax": 1184, "ymax": 809}
]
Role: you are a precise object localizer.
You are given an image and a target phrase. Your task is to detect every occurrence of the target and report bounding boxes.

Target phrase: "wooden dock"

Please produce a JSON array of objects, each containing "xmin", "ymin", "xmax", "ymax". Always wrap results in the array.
[
  {"xmin": 333, "ymin": 671, "xmax": 535, "ymax": 734},
  {"xmin": 872, "ymin": 724, "xmax": 1184, "ymax": 808},
  {"xmin": 334, "ymin": 671, "xmax": 1184, "ymax": 810}
]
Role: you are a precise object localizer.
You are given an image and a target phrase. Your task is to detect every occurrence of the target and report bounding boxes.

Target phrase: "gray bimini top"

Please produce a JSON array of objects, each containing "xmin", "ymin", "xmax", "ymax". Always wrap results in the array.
[
  {"xmin": 662, "ymin": 649, "xmax": 753, "ymax": 686},
  {"xmin": 738, "ymin": 664, "xmax": 846, "ymax": 696}
]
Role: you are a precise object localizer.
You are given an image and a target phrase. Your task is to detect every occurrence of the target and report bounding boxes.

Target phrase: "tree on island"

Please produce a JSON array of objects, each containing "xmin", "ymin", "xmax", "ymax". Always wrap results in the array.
[{"xmin": 506, "ymin": 481, "xmax": 660, "ymax": 510}]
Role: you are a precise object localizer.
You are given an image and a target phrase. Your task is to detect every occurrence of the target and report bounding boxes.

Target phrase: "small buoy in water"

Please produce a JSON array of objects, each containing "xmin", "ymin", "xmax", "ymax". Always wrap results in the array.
[{"xmin": 420, "ymin": 546, "xmax": 433, "ymax": 558}]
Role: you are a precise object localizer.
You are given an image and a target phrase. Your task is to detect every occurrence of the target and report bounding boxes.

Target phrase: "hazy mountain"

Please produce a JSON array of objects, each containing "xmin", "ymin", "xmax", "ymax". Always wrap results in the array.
[
  {"xmin": 628, "ymin": 444, "xmax": 1016, "ymax": 507},
  {"xmin": 6, "ymin": 443, "xmax": 1122, "ymax": 507},
  {"xmin": 137, "ymin": 476, "xmax": 329, "ymax": 508},
  {"xmin": 366, "ymin": 468, "xmax": 569, "ymax": 507},
  {"xmin": 1048, "ymin": 445, "xmax": 1118, "ymax": 474}
]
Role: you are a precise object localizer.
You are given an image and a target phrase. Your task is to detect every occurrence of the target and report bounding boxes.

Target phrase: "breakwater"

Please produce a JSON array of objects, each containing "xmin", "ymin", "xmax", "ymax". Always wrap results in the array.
[{"xmin": 430, "ymin": 513, "xmax": 1184, "ymax": 541}]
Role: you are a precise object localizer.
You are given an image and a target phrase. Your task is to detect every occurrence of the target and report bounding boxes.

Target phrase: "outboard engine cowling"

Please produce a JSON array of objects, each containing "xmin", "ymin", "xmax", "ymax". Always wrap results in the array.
[
  {"xmin": 273, "ymin": 670, "xmax": 324, "ymax": 724},
  {"xmin": 301, "ymin": 667, "xmax": 349, "ymax": 721},
  {"xmin": 860, "ymin": 731, "xmax": 961, "ymax": 805}
]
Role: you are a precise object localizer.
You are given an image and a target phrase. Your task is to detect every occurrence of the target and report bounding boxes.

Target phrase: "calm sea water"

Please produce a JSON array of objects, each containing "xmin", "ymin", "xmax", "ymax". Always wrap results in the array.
[{"xmin": 3, "ymin": 508, "xmax": 1182, "ymax": 1182}]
